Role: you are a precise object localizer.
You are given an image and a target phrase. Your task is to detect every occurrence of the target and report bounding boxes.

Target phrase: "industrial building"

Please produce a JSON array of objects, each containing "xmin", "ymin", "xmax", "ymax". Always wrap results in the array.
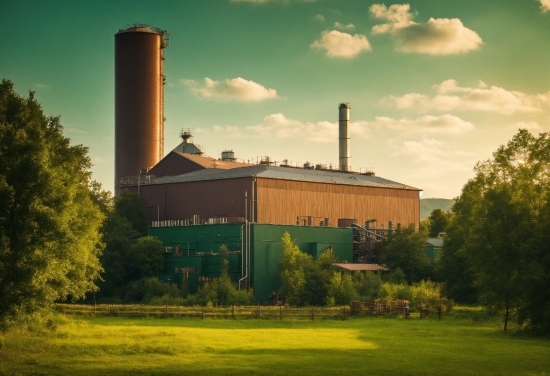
[{"xmin": 114, "ymin": 24, "xmax": 421, "ymax": 302}]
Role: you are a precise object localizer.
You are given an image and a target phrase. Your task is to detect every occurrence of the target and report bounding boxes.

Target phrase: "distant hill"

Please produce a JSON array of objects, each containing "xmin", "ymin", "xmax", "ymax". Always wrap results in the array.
[{"xmin": 420, "ymin": 198, "xmax": 455, "ymax": 219}]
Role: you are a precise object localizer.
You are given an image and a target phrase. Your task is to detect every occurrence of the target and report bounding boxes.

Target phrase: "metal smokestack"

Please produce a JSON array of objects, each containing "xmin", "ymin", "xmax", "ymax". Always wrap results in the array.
[{"xmin": 338, "ymin": 102, "xmax": 351, "ymax": 171}]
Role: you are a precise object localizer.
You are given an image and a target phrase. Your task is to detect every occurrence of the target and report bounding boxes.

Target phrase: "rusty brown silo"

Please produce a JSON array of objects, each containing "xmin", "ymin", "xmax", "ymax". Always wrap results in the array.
[{"xmin": 115, "ymin": 24, "xmax": 169, "ymax": 195}]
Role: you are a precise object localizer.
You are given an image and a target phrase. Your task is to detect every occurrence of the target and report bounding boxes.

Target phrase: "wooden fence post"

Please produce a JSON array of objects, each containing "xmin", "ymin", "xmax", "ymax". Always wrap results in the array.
[
  {"xmin": 343, "ymin": 306, "xmax": 346, "ymax": 320},
  {"xmin": 258, "ymin": 305, "xmax": 262, "ymax": 318},
  {"xmin": 165, "ymin": 304, "xmax": 168, "ymax": 315},
  {"xmin": 279, "ymin": 305, "xmax": 282, "ymax": 320},
  {"xmin": 232, "ymin": 305, "xmax": 235, "ymax": 319},
  {"xmin": 202, "ymin": 307, "xmax": 205, "ymax": 319},
  {"xmin": 311, "ymin": 306, "xmax": 315, "ymax": 321}
]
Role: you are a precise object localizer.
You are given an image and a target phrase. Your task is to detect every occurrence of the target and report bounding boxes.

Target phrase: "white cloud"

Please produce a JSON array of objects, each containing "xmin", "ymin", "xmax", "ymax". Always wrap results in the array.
[
  {"xmin": 310, "ymin": 30, "xmax": 372, "ymax": 58},
  {"xmin": 540, "ymin": 0, "xmax": 550, "ymax": 13},
  {"xmin": 372, "ymin": 114, "xmax": 474, "ymax": 134},
  {"xmin": 508, "ymin": 121, "xmax": 542, "ymax": 131},
  {"xmin": 370, "ymin": 3, "xmax": 482, "ymax": 55},
  {"xmin": 314, "ymin": 14, "xmax": 325, "ymax": 22},
  {"xmin": 34, "ymin": 83, "xmax": 50, "ymax": 89},
  {"xmin": 181, "ymin": 77, "xmax": 279, "ymax": 102},
  {"xmin": 334, "ymin": 22, "xmax": 355, "ymax": 30},
  {"xmin": 391, "ymin": 138, "xmax": 474, "ymax": 177},
  {"xmin": 65, "ymin": 127, "xmax": 87, "ymax": 134},
  {"xmin": 243, "ymin": 113, "xmax": 471, "ymax": 142},
  {"xmin": 382, "ymin": 80, "xmax": 550, "ymax": 115}
]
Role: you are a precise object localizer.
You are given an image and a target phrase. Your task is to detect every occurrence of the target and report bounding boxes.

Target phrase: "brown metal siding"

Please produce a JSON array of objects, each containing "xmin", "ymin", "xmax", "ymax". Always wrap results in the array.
[
  {"xmin": 115, "ymin": 30, "xmax": 164, "ymax": 194},
  {"xmin": 126, "ymin": 178, "xmax": 254, "ymax": 223},
  {"xmin": 255, "ymin": 178, "xmax": 420, "ymax": 229}
]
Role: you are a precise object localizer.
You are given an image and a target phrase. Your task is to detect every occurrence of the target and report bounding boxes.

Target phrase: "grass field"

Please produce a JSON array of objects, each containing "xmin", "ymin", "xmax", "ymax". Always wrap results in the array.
[{"xmin": 1, "ymin": 307, "xmax": 549, "ymax": 375}]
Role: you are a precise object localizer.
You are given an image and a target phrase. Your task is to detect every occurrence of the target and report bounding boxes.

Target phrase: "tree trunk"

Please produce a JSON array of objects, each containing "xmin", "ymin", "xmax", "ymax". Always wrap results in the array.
[{"xmin": 504, "ymin": 306, "xmax": 509, "ymax": 331}]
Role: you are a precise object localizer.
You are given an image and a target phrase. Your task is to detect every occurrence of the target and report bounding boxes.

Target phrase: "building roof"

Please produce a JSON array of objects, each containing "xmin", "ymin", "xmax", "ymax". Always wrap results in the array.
[
  {"xmin": 171, "ymin": 152, "xmax": 252, "ymax": 170},
  {"xmin": 426, "ymin": 238, "xmax": 444, "ymax": 247},
  {"xmin": 148, "ymin": 164, "xmax": 420, "ymax": 191},
  {"xmin": 333, "ymin": 263, "xmax": 389, "ymax": 271}
]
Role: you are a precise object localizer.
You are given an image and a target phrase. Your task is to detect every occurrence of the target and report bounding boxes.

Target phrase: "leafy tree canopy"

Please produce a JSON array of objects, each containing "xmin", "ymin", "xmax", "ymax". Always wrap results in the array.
[
  {"xmin": 380, "ymin": 224, "xmax": 429, "ymax": 284},
  {"xmin": 443, "ymin": 129, "xmax": 550, "ymax": 332},
  {"xmin": 0, "ymin": 79, "xmax": 105, "ymax": 326}
]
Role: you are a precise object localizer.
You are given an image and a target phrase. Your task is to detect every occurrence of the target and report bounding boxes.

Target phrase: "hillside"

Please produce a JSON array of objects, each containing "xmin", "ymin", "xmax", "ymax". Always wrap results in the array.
[{"xmin": 420, "ymin": 198, "xmax": 455, "ymax": 219}]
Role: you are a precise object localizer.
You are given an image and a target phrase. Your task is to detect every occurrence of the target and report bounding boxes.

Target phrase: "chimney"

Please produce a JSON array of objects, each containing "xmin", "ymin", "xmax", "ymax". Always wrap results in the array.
[{"xmin": 338, "ymin": 102, "xmax": 351, "ymax": 171}]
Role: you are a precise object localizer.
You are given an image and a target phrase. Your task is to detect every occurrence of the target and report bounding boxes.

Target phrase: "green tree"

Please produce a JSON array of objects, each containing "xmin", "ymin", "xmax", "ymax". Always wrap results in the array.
[
  {"xmin": 380, "ymin": 224, "xmax": 429, "ymax": 284},
  {"xmin": 97, "ymin": 211, "xmax": 137, "ymax": 298},
  {"xmin": 327, "ymin": 272, "xmax": 357, "ymax": 305},
  {"xmin": 0, "ymin": 79, "xmax": 104, "ymax": 326},
  {"xmin": 444, "ymin": 130, "xmax": 550, "ymax": 331},
  {"xmin": 127, "ymin": 236, "xmax": 164, "ymax": 278},
  {"xmin": 115, "ymin": 191, "xmax": 148, "ymax": 234},
  {"xmin": 279, "ymin": 232, "xmax": 313, "ymax": 306},
  {"xmin": 427, "ymin": 209, "xmax": 452, "ymax": 237}
]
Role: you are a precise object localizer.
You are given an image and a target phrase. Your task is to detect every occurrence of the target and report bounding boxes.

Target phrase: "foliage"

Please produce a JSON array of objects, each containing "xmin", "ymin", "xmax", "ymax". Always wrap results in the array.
[
  {"xmin": 183, "ymin": 245, "xmax": 256, "ymax": 307},
  {"xmin": 353, "ymin": 271, "xmax": 382, "ymax": 301},
  {"xmin": 427, "ymin": 209, "xmax": 452, "ymax": 237},
  {"xmin": 0, "ymin": 79, "xmax": 104, "ymax": 327},
  {"xmin": 124, "ymin": 277, "xmax": 183, "ymax": 303},
  {"xmin": 115, "ymin": 191, "xmax": 148, "ymax": 234},
  {"xmin": 379, "ymin": 280, "xmax": 452, "ymax": 312},
  {"xmin": 96, "ymin": 189, "xmax": 150, "ymax": 299},
  {"xmin": 327, "ymin": 272, "xmax": 356, "ymax": 305},
  {"xmin": 443, "ymin": 129, "xmax": 550, "ymax": 332},
  {"xmin": 97, "ymin": 211, "xmax": 137, "ymax": 297},
  {"xmin": 127, "ymin": 236, "xmax": 164, "ymax": 278},
  {"xmin": 279, "ymin": 232, "xmax": 313, "ymax": 306},
  {"xmin": 380, "ymin": 224, "xmax": 430, "ymax": 284}
]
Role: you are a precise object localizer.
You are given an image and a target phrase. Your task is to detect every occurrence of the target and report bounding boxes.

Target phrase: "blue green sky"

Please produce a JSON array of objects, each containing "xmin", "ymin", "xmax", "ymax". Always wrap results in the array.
[{"xmin": 1, "ymin": 0, "xmax": 549, "ymax": 198}]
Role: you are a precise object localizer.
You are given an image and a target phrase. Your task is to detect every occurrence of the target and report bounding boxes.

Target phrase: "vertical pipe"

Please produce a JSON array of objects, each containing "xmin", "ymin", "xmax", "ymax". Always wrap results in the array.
[{"xmin": 338, "ymin": 102, "xmax": 351, "ymax": 171}]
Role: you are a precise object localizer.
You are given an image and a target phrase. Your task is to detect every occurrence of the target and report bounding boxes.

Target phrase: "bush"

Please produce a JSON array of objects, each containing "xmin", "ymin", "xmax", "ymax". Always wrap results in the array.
[
  {"xmin": 124, "ymin": 277, "xmax": 184, "ymax": 304},
  {"xmin": 353, "ymin": 271, "xmax": 382, "ymax": 301}
]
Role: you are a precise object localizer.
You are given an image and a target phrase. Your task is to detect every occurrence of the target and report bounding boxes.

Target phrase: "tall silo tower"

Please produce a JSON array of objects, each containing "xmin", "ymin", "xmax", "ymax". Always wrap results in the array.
[
  {"xmin": 338, "ymin": 102, "xmax": 351, "ymax": 171},
  {"xmin": 114, "ymin": 24, "xmax": 169, "ymax": 195}
]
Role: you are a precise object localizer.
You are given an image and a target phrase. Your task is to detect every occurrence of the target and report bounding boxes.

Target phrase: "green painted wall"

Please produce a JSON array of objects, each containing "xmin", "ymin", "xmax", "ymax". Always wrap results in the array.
[
  {"xmin": 149, "ymin": 223, "xmax": 353, "ymax": 303},
  {"xmin": 250, "ymin": 224, "xmax": 352, "ymax": 303}
]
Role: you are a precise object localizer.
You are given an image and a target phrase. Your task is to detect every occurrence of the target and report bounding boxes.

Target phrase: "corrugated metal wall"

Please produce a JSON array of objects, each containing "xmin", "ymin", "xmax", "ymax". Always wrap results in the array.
[
  {"xmin": 256, "ymin": 178, "xmax": 420, "ymax": 229},
  {"xmin": 250, "ymin": 224, "xmax": 353, "ymax": 303},
  {"xmin": 125, "ymin": 177, "xmax": 253, "ymax": 224}
]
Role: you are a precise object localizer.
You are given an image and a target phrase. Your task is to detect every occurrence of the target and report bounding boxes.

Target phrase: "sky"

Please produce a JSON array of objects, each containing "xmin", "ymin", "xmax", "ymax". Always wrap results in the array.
[{"xmin": 1, "ymin": 0, "xmax": 549, "ymax": 199}]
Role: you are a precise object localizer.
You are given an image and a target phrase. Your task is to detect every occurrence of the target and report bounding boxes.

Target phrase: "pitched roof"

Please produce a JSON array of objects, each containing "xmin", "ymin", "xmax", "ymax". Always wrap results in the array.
[
  {"xmin": 151, "ymin": 164, "xmax": 421, "ymax": 191},
  {"xmin": 333, "ymin": 263, "xmax": 389, "ymax": 271},
  {"xmin": 172, "ymin": 152, "xmax": 252, "ymax": 170},
  {"xmin": 426, "ymin": 238, "xmax": 444, "ymax": 247}
]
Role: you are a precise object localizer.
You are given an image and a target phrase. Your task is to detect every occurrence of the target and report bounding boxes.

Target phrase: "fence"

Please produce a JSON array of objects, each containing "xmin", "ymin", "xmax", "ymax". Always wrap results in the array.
[{"xmin": 55, "ymin": 303, "xmax": 442, "ymax": 321}]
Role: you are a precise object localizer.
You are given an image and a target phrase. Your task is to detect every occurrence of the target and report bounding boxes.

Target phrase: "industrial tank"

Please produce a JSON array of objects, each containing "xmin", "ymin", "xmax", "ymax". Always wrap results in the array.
[{"xmin": 114, "ymin": 24, "xmax": 169, "ymax": 195}]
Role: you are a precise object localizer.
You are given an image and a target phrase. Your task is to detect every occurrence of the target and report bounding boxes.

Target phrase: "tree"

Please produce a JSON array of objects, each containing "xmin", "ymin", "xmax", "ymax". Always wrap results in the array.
[
  {"xmin": 443, "ymin": 130, "xmax": 550, "ymax": 332},
  {"xmin": 115, "ymin": 191, "xmax": 148, "ymax": 234},
  {"xmin": 279, "ymin": 232, "xmax": 312, "ymax": 306},
  {"xmin": 0, "ymin": 79, "xmax": 104, "ymax": 326},
  {"xmin": 427, "ymin": 209, "xmax": 452, "ymax": 237},
  {"xmin": 127, "ymin": 236, "xmax": 164, "ymax": 278},
  {"xmin": 380, "ymin": 224, "xmax": 429, "ymax": 284},
  {"xmin": 97, "ymin": 211, "xmax": 137, "ymax": 298}
]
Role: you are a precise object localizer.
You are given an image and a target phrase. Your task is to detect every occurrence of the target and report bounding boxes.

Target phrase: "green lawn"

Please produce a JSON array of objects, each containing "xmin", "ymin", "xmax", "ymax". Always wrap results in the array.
[{"xmin": 1, "ymin": 308, "xmax": 549, "ymax": 375}]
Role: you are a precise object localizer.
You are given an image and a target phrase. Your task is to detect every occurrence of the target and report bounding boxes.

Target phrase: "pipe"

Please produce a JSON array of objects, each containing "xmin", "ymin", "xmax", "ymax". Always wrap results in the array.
[{"xmin": 238, "ymin": 220, "xmax": 249, "ymax": 290}]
